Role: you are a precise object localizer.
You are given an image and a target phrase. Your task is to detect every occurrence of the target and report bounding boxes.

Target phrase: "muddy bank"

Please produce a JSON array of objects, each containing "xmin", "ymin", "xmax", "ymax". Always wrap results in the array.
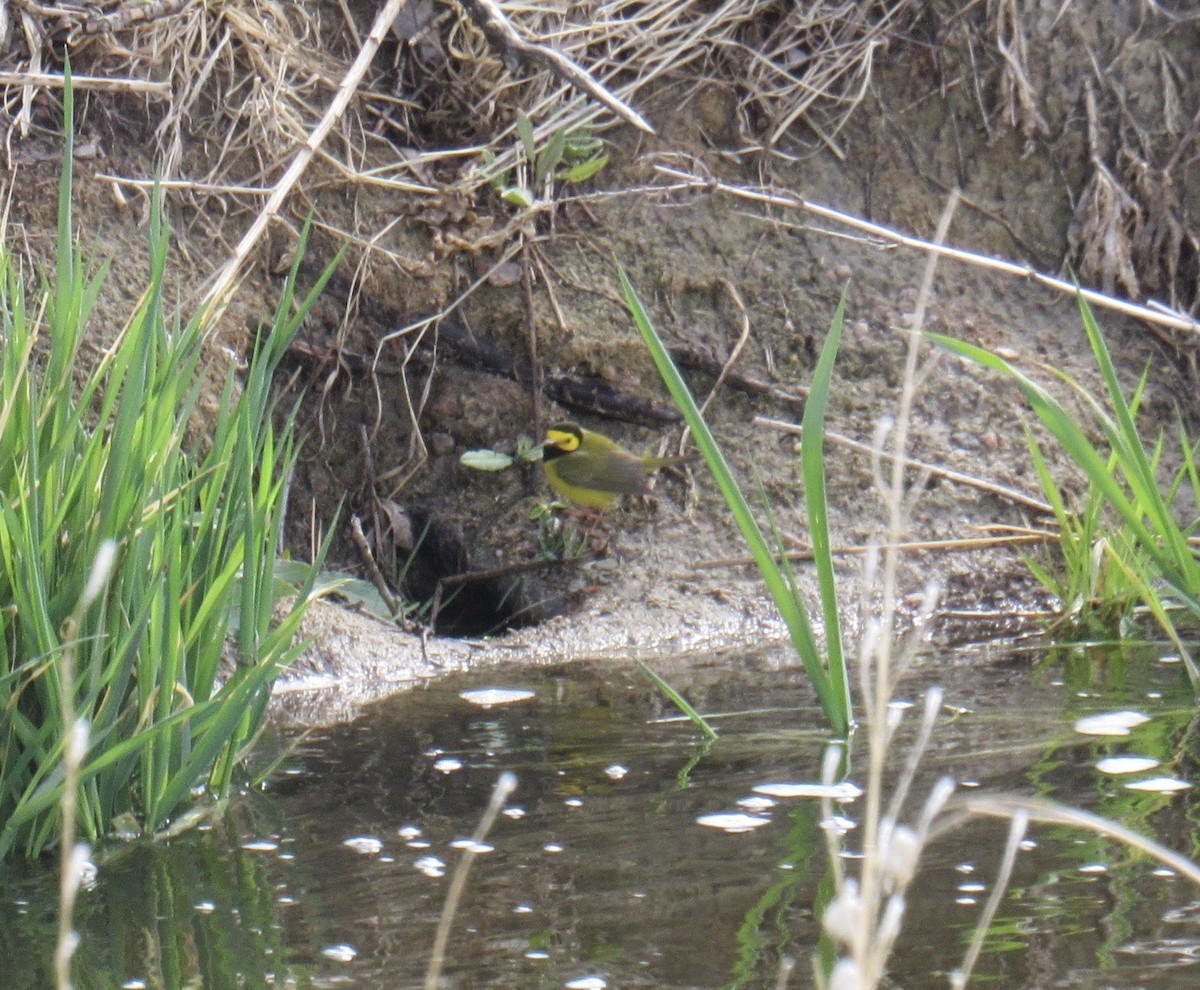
[{"xmin": 4, "ymin": 2, "xmax": 1198, "ymax": 721}]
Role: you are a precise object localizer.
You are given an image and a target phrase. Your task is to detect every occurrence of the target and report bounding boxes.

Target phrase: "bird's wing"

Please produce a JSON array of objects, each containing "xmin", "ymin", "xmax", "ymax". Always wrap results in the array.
[{"xmin": 556, "ymin": 449, "xmax": 650, "ymax": 495}]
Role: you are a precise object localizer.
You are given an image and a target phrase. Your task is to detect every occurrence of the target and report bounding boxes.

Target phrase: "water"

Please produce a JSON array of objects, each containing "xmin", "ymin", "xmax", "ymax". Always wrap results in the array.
[{"xmin": 3, "ymin": 642, "xmax": 1199, "ymax": 989}]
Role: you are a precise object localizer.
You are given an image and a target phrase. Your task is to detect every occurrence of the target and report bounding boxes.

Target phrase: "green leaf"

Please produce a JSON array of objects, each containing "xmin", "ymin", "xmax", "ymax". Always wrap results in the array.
[
  {"xmin": 516, "ymin": 435, "xmax": 544, "ymax": 462},
  {"xmin": 535, "ymin": 127, "xmax": 567, "ymax": 188},
  {"xmin": 516, "ymin": 112, "xmax": 536, "ymax": 163},
  {"xmin": 561, "ymin": 154, "xmax": 609, "ymax": 184},
  {"xmin": 501, "ymin": 186, "xmax": 534, "ymax": 208},
  {"xmin": 460, "ymin": 449, "xmax": 515, "ymax": 471},
  {"xmin": 802, "ymin": 295, "xmax": 849, "ymax": 720},
  {"xmin": 637, "ymin": 661, "xmax": 717, "ymax": 741},
  {"xmin": 563, "ymin": 130, "xmax": 602, "ymax": 158}
]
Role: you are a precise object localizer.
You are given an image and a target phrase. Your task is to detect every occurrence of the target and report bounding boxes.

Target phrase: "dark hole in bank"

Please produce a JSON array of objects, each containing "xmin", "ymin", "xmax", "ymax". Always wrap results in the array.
[{"xmin": 394, "ymin": 507, "xmax": 561, "ymax": 637}]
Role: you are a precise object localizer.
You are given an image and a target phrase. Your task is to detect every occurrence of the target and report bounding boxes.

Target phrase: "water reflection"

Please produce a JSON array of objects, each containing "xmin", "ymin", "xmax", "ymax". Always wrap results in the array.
[
  {"xmin": 1, "ymin": 809, "xmax": 302, "ymax": 989},
  {"xmin": 2, "ymin": 644, "xmax": 1199, "ymax": 989}
]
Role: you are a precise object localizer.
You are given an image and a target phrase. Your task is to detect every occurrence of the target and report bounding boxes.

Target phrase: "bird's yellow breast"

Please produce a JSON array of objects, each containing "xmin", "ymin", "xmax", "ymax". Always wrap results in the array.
[{"xmin": 543, "ymin": 462, "xmax": 621, "ymax": 509}]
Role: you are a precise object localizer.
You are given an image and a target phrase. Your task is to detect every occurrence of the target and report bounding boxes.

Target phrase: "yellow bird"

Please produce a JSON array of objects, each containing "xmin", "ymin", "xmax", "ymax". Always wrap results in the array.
[{"xmin": 541, "ymin": 421, "xmax": 693, "ymax": 510}]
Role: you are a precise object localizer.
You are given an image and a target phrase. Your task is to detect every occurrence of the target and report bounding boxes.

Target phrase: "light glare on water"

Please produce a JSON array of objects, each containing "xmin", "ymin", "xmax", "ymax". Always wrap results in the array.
[{"xmin": 1, "ymin": 645, "xmax": 1198, "ymax": 990}]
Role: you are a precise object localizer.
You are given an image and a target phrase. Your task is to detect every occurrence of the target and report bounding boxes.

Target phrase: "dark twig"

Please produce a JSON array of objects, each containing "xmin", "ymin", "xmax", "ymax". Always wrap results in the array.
[
  {"xmin": 349, "ymin": 514, "xmax": 405, "ymax": 620},
  {"xmin": 669, "ymin": 344, "xmax": 807, "ymax": 407}
]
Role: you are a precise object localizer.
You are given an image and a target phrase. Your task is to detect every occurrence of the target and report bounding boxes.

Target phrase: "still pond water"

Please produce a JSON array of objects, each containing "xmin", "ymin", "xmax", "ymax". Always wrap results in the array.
[{"xmin": 3, "ymin": 640, "xmax": 1200, "ymax": 989}]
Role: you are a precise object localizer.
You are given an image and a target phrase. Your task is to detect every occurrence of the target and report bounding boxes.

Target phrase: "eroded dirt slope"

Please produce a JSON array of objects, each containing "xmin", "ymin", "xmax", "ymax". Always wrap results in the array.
[{"xmin": 3, "ymin": 1, "xmax": 1198, "ymax": 715}]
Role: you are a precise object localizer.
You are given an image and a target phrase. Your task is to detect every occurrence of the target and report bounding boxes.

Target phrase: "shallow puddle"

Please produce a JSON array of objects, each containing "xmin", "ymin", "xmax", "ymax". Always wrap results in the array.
[{"xmin": 3, "ymin": 641, "xmax": 1200, "ymax": 989}]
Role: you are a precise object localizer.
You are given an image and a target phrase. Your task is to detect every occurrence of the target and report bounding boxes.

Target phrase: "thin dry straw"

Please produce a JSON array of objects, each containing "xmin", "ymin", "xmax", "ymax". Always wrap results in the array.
[
  {"xmin": 55, "ymin": 543, "xmax": 115, "ymax": 990},
  {"xmin": 424, "ymin": 771, "xmax": 518, "ymax": 990},
  {"xmin": 203, "ymin": 0, "xmax": 413, "ymax": 334},
  {"xmin": 883, "ymin": 686, "xmax": 943, "ymax": 828},
  {"xmin": 654, "ymin": 164, "xmax": 1200, "ymax": 338},
  {"xmin": 687, "ymin": 531, "xmax": 1055, "ymax": 571},
  {"xmin": 845, "ymin": 189, "xmax": 959, "ymax": 982},
  {"xmin": 934, "ymin": 793, "xmax": 1200, "ymax": 886},
  {"xmin": 755, "ymin": 416, "xmax": 1055, "ymax": 516},
  {"xmin": 950, "ymin": 810, "xmax": 1028, "ymax": 990},
  {"xmin": 0, "ymin": 70, "xmax": 171, "ymax": 96}
]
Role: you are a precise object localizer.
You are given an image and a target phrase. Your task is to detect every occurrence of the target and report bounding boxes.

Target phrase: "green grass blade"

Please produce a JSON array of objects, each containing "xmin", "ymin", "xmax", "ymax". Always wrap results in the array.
[
  {"xmin": 802, "ymin": 294, "xmax": 850, "ymax": 721},
  {"xmin": 620, "ymin": 265, "xmax": 846, "ymax": 734},
  {"xmin": 636, "ymin": 661, "xmax": 718, "ymax": 741},
  {"xmin": 929, "ymin": 334, "xmax": 1184, "ymax": 587},
  {"xmin": 930, "ymin": 324, "xmax": 1200, "ymax": 676}
]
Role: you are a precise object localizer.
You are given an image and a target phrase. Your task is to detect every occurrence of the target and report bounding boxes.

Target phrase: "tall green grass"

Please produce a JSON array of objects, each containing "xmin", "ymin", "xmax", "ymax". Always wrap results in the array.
[
  {"xmin": 620, "ymin": 267, "xmax": 852, "ymax": 736},
  {"xmin": 0, "ymin": 78, "xmax": 335, "ymax": 858},
  {"xmin": 932, "ymin": 293, "xmax": 1200, "ymax": 686}
]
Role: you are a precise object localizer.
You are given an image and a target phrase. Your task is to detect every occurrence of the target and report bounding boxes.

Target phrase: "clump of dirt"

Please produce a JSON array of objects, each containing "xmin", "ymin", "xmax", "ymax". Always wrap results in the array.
[{"xmin": 3, "ymin": 1, "xmax": 1199, "ymax": 707}]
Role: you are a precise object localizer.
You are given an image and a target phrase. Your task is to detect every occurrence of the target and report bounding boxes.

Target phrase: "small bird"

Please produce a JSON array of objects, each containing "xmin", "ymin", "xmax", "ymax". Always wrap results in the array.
[{"xmin": 541, "ymin": 421, "xmax": 694, "ymax": 510}]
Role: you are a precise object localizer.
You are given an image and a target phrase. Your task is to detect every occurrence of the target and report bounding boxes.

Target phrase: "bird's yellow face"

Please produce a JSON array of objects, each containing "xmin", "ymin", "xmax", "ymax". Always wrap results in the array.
[{"xmin": 543, "ymin": 423, "xmax": 583, "ymax": 460}]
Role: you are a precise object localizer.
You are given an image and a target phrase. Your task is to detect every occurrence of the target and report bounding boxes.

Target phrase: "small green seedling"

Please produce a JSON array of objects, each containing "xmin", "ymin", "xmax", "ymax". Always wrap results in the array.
[
  {"xmin": 481, "ymin": 111, "xmax": 609, "ymax": 207},
  {"xmin": 530, "ymin": 498, "xmax": 587, "ymax": 560}
]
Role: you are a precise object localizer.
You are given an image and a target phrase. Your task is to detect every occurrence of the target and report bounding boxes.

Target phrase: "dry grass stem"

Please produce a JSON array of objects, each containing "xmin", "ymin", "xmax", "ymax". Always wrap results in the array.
[
  {"xmin": 94, "ymin": 174, "xmax": 272, "ymax": 196},
  {"xmin": 756, "ymin": 415, "xmax": 1054, "ymax": 515},
  {"xmin": 818, "ymin": 191, "xmax": 957, "ymax": 990},
  {"xmin": 950, "ymin": 810, "xmax": 1028, "ymax": 990},
  {"xmin": 202, "ymin": 0, "xmax": 412, "ymax": 332},
  {"xmin": 654, "ymin": 165, "xmax": 1200, "ymax": 337},
  {"xmin": 0, "ymin": 70, "xmax": 171, "ymax": 95},
  {"xmin": 425, "ymin": 771, "xmax": 518, "ymax": 990},
  {"xmin": 883, "ymin": 686, "xmax": 945, "ymax": 827},
  {"xmin": 872, "ymin": 189, "xmax": 957, "ymax": 687},
  {"xmin": 687, "ymin": 531, "xmax": 1054, "ymax": 572},
  {"xmin": 376, "ymin": 236, "xmax": 525, "ymax": 356},
  {"xmin": 679, "ymin": 278, "xmax": 752, "ymax": 455},
  {"xmin": 936, "ymin": 793, "xmax": 1200, "ymax": 886}
]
